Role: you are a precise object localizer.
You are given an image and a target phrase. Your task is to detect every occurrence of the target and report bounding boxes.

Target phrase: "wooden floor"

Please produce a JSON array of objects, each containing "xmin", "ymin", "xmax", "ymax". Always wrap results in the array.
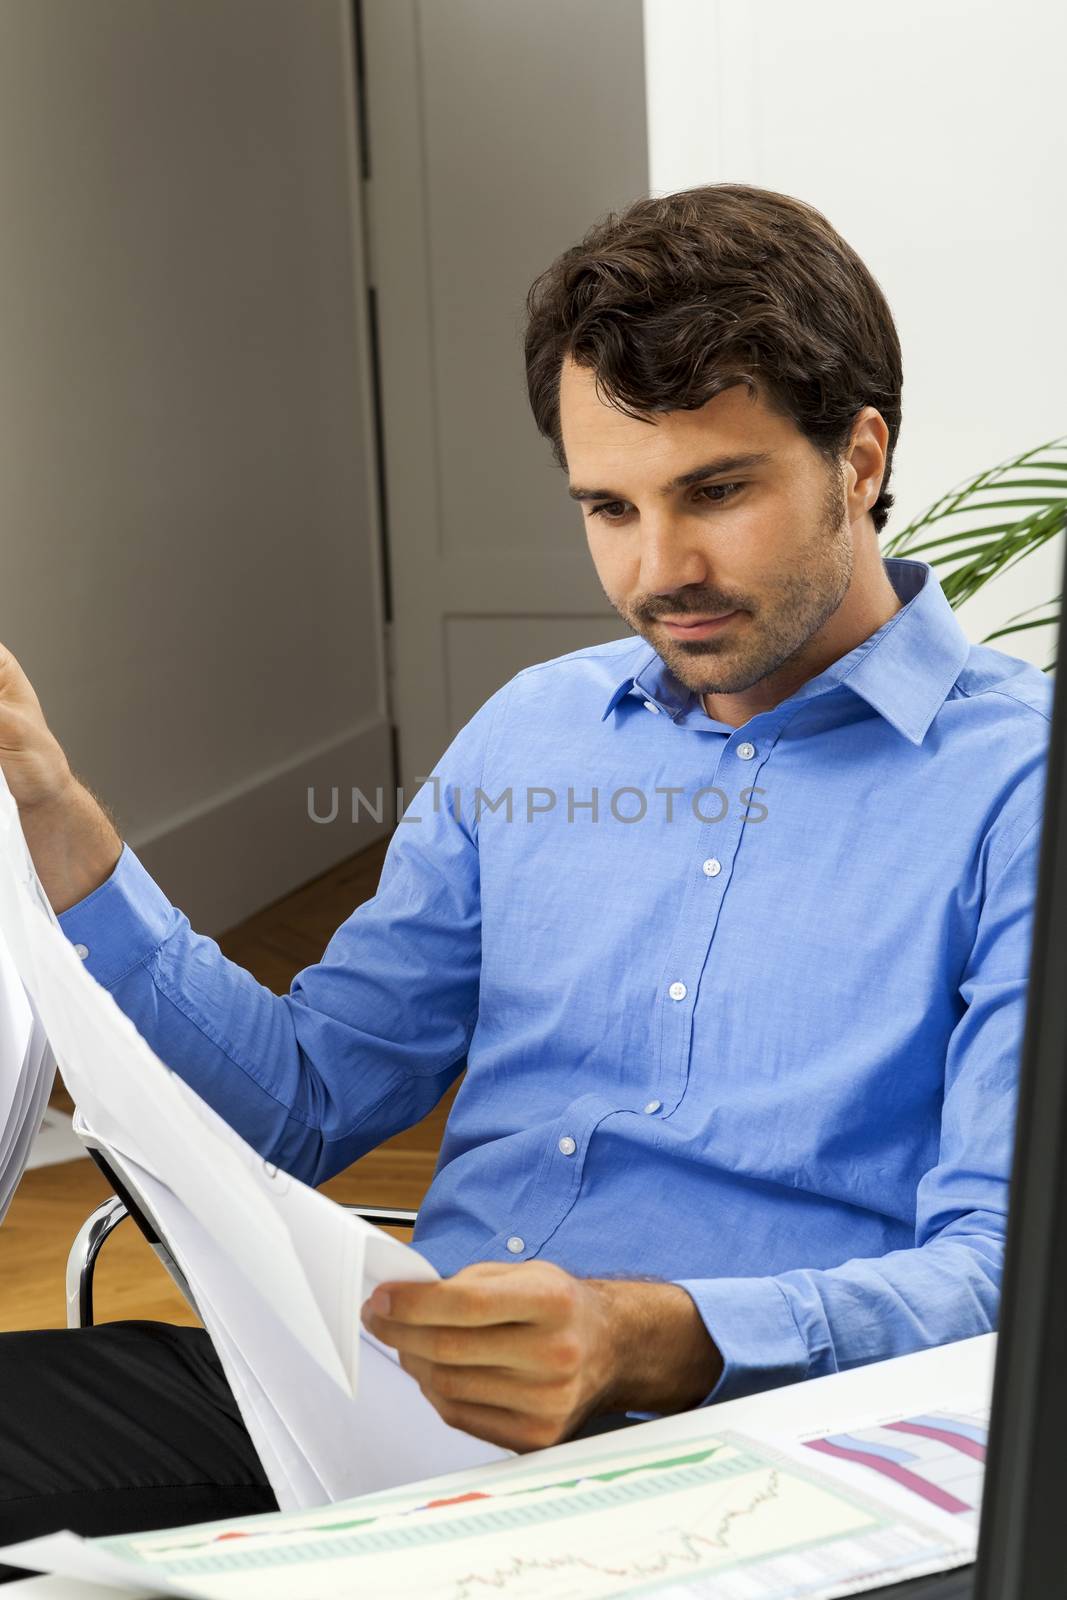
[{"xmin": 0, "ymin": 834, "xmax": 459, "ymax": 1332}]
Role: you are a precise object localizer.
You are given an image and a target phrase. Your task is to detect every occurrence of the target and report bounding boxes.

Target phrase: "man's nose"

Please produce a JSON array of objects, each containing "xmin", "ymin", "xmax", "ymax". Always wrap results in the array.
[{"xmin": 637, "ymin": 514, "xmax": 709, "ymax": 598}]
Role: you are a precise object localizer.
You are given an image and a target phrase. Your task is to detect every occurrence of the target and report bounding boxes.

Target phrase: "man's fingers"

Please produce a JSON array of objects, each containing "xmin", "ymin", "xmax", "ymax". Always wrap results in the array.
[
  {"xmin": 426, "ymin": 1394, "xmax": 570, "ymax": 1455},
  {"xmin": 364, "ymin": 1280, "xmax": 508, "ymax": 1328},
  {"xmin": 397, "ymin": 1353, "xmax": 571, "ymax": 1452},
  {"xmin": 366, "ymin": 1314, "xmax": 502, "ymax": 1366},
  {"xmin": 366, "ymin": 1261, "xmax": 578, "ymax": 1329},
  {"xmin": 398, "ymin": 1351, "xmax": 558, "ymax": 1411},
  {"xmin": 362, "ymin": 1314, "xmax": 564, "ymax": 1374},
  {"xmin": 0, "ymin": 642, "xmax": 37, "ymax": 710}
]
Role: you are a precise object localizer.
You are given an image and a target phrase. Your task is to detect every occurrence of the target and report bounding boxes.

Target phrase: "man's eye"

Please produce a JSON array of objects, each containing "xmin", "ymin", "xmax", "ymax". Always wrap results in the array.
[
  {"xmin": 696, "ymin": 483, "xmax": 741, "ymax": 504},
  {"xmin": 589, "ymin": 484, "xmax": 742, "ymax": 522}
]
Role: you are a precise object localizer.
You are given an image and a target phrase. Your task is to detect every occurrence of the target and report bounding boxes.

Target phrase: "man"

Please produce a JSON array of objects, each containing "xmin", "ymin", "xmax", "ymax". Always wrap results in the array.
[{"xmin": 0, "ymin": 184, "xmax": 1051, "ymax": 1550}]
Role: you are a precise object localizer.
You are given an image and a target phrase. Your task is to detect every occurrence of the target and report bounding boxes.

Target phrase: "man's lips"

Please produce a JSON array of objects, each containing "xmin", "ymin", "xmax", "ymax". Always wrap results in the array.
[{"xmin": 656, "ymin": 610, "xmax": 741, "ymax": 637}]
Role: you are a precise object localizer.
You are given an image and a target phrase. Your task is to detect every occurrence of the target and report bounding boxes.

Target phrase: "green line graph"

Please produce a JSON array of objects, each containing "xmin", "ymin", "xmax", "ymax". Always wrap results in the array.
[
  {"xmin": 142, "ymin": 1443, "xmax": 731, "ymax": 1560},
  {"xmin": 144, "ymin": 1447, "xmax": 775, "ymax": 1572}
]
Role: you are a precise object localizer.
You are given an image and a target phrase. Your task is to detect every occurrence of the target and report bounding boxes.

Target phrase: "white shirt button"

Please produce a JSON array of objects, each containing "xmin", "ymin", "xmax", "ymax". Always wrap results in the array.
[
  {"xmin": 506, "ymin": 1235, "xmax": 525, "ymax": 1254},
  {"xmin": 642, "ymin": 699, "xmax": 661, "ymax": 714},
  {"xmin": 737, "ymin": 741, "xmax": 756, "ymax": 760},
  {"xmin": 557, "ymin": 1136, "xmax": 577, "ymax": 1156},
  {"xmin": 644, "ymin": 1099, "xmax": 663, "ymax": 1115},
  {"xmin": 73, "ymin": 944, "xmax": 89, "ymax": 960},
  {"xmin": 702, "ymin": 858, "xmax": 722, "ymax": 877},
  {"xmin": 668, "ymin": 981, "xmax": 687, "ymax": 1001}
]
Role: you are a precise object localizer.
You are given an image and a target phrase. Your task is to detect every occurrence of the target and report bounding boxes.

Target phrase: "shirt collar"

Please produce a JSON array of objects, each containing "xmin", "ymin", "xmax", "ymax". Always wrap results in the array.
[{"xmin": 600, "ymin": 557, "xmax": 972, "ymax": 746}]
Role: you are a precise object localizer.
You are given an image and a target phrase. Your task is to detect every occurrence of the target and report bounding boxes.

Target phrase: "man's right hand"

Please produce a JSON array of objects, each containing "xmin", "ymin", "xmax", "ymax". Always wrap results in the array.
[
  {"xmin": 0, "ymin": 640, "xmax": 122, "ymax": 913},
  {"xmin": 0, "ymin": 639, "xmax": 77, "ymax": 810}
]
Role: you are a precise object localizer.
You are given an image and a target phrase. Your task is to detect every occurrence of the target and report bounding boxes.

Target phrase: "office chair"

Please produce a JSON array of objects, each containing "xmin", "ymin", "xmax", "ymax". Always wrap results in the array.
[{"xmin": 65, "ymin": 1116, "xmax": 418, "ymax": 1330}]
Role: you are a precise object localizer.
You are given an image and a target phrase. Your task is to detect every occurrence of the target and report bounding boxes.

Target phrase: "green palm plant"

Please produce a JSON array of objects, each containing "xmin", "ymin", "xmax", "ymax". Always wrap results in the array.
[{"xmin": 881, "ymin": 436, "xmax": 1067, "ymax": 673}]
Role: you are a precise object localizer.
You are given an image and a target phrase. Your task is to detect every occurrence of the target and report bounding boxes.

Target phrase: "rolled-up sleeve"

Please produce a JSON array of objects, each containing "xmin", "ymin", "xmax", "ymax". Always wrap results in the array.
[
  {"xmin": 675, "ymin": 809, "xmax": 1042, "ymax": 1404},
  {"xmin": 58, "ymin": 682, "xmax": 511, "ymax": 1186}
]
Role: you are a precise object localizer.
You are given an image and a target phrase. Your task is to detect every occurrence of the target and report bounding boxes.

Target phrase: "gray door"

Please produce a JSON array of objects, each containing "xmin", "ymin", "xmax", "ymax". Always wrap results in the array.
[{"xmin": 360, "ymin": 0, "xmax": 649, "ymax": 794}]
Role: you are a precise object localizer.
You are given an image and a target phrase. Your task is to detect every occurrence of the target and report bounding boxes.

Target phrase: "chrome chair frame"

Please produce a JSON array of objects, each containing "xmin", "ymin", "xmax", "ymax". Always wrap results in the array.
[{"xmin": 66, "ymin": 1194, "xmax": 128, "ymax": 1329}]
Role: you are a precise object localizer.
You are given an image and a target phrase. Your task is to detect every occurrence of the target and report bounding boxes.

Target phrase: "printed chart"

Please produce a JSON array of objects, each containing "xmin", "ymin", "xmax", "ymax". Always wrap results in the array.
[
  {"xmin": 804, "ymin": 1408, "xmax": 988, "ymax": 1523},
  {"xmin": 98, "ymin": 1432, "xmax": 973, "ymax": 1600}
]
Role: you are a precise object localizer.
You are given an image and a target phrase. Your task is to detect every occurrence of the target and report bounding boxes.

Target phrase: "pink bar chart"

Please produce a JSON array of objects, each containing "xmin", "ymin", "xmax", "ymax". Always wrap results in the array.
[{"xmin": 804, "ymin": 1409, "xmax": 988, "ymax": 1521}]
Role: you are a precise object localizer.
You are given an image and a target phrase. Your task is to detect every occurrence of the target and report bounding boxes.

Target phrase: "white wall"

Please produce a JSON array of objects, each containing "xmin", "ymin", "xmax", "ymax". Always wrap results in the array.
[
  {"xmin": 643, "ymin": 0, "xmax": 1066, "ymax": 668},
  {"xmin": 0, "ymin": 0, "xmax": 391, "ymax": 930}
]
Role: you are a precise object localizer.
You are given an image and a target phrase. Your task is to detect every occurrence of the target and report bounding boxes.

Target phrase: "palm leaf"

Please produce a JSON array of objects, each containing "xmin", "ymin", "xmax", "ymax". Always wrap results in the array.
[{"xmin": 882, "ymin": 437, "xmax": 1067, "ymax": 671}]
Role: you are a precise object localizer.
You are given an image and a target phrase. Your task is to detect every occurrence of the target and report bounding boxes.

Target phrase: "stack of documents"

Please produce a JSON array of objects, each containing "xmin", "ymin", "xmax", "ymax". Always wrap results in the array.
[
  {"xmin": 0, "ymin": 771, "xmax": 507, "ymax": 1508},
  {"xmin": 0, "ymin": 797, "xmax": 54, "ymax": 1223}
]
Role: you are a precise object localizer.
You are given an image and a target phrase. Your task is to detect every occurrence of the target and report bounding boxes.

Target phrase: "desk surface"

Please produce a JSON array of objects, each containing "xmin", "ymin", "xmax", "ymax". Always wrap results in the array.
[{"xmin": 7, "ymin": 1334, "xmax": 997, "ymax": 1598}]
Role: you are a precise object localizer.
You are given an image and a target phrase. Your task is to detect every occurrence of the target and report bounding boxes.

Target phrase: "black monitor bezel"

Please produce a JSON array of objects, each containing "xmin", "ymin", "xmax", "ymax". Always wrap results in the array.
[{"xmin": 975, "ymin": 538, "xmax": 1067, "ymax": 1598}]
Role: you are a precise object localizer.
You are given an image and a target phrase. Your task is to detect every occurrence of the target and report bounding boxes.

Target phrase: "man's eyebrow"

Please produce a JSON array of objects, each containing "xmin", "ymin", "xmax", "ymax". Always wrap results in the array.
[{"xmin": 568, "ymin": 451, "xmax": 774, "ymax": 502}]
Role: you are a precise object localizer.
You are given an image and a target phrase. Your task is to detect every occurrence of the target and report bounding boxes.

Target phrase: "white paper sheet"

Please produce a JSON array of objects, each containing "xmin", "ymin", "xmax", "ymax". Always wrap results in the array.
[
  {"xmin": 6, "ymin": 1578, "xmax": 155, "ymax": 1599},
  {"xmin": 0, "ymin": 1530, "xmax": 195, "ymax": 1597},
  {"xmin": 0, "ymin": 848, "xmax": 55, "ymax": 1222},
  {"xmin": 0, "ymin": 769, "xmax": 507, "ymax": 1509}
]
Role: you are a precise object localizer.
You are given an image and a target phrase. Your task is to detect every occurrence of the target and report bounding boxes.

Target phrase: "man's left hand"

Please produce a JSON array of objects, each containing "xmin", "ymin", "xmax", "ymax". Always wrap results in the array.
[{"xmin": 360, "ymin": 1260, "xmax": 722, "ymax": 1453}]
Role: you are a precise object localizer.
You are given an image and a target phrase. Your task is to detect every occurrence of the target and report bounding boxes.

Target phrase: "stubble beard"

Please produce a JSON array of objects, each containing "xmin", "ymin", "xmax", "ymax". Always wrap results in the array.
[{"xmin": 620, "ymin": 470, "xmax": 854, "ymax": 698}]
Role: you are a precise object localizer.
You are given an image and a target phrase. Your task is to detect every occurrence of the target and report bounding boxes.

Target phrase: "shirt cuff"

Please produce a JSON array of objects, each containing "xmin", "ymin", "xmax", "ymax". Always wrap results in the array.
[
  {"xmin": 58, "ymin": 844, "xmax": 181, "ymax": 990},
  {"xmin": 673, "ymin": 1274, "xmax": 812, "ymax": 1405}
]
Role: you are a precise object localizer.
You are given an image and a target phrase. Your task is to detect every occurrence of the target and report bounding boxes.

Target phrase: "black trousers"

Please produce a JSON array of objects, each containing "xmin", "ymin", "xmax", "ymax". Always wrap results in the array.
[
  {"xmin": 0, "ymin": 1321, "xmax": 277, "ymax": 1584},
  {"xmin": 0, "ymin": 1319, "xmax": 641, "ymax": 1584}
]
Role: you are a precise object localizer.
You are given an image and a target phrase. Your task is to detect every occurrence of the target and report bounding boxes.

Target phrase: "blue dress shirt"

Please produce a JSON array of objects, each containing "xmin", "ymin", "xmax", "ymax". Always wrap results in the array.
[{"xmin": 61, "ymin": 557, "xmax": 1052, "ymax": 1404}]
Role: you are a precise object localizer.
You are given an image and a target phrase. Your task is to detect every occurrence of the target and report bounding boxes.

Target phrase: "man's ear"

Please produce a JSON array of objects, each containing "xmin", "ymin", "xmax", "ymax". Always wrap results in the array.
[{"xmin": 845, "ymin": 406, "xmax": 889, "ymax": 522}]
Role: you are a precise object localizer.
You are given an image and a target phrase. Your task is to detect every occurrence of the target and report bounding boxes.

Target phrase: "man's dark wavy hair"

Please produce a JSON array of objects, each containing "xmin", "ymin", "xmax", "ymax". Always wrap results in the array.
[{"xmin": 524, "ymin": 184, "xmax": 902, "ymax": 535}]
